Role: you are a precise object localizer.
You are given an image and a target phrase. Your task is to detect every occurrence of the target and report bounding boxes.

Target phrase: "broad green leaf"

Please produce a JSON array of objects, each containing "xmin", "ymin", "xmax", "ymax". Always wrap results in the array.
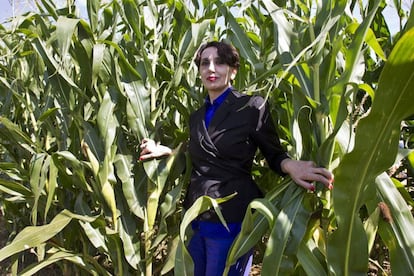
[
  {"xmin": 0, "ymin": 210, "xmax": 95, "ymax": 262},
  {"xmin": 98, "ymin": 146, "xmax": 118, "ymax": 230},
  {"xmin": 86, "ymin": 0, "xmax": 100, "ymax": 32},
  {"xmin": 45, "ymin": 157, "xmax": 58, "ymax": 221},
  {"xmin": 328, "ymin": 0, "xmax": 381, "ymax": 128},
  {"xmin": 32, "ymin": 37, "xmax": 81, "ymax": 91},
  {"xmin": 101, "ymin": 40, "xmax": 142, "ymax": 80},
  {"xmin": 225, "ymin": 179, "xmax": 292, "ymax": 271},
  {"xmin": 161, "ymin": 235, "xmax": 180, "ymax": 275},
  {"xmin": 363, "ymin": 206, "xmax": 380, "ymax": 253},
  {"xmin": 261, "ymin": 186, "xmax": 307, "ymax": 275},
  {"xmin": 143, "ymin": 151, "xmax": 179, "ymax": 229},
  {"xmin": 175, "ymin": 194, "xmax": 235, "ymax": 276},
  {"xmin": 297, "ymin": 240, "xmax": 327, "ymax": 276},
  {"xmin": 225, "ymin": 198, "xmax": 277, "ymax": 274},
  {"xmin": 98, "ymin": 90, "xmax": 118, "ymax": 152},
  {"xmin": 75, "ymin": 195, "xmax": 109, "ymax": 252},
  {"xmin": 92, "ymin": 44, "xmax": 106, "ymax": 88},
  {"xmin": 118, "ymin": 212, "xmax": 141, "ymax": 270},
  {"xmin": 19, "ymin": 249, "xmax": 109, "ymax": 276},
  {"xmin": 328, "ymin": 27, "xmax": 414, "ymax": 275},
  {"xmin": 29, "ymin": 153, "xmax": 49, "ymax": 225},
  {"xmin": 38, "ymin": 0, "xmax": 59, "ymax": 19},
  {"xmin": 0, "ymin": 117, "xmax": 37, "ymax": 153},
  {"xmin": 217, "ymin": 2, "xmax": 260, "ymax": 68},
  {"xmin": 114, "ymin": 151, "xmax": 145, "ymax": 219},
  {"xmin": 56, "ymin": 17, "xmax": 80, "ymax": 58},
  {"xmin": 52, "ymin": 151, "xmax": 93, "ymax": 192},
  {"xmin": 374, "ymin": 173, "xmax": 414, "ymax": 274},
  {"xmin": 0, "ymin": 178, "xmax": 31, "ymax": 196},
  {"xmin": 346, "ymin": 23, "xmax": 386, "ymax": 61},
  {"xmin": 124, "ymin": 80, "xmax": 150, "ymax": 140}
]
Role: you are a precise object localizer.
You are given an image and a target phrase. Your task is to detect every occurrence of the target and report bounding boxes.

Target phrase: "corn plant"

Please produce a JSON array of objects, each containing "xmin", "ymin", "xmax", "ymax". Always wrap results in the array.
[{"xmin": 0, "ymin": 0, "xmax": 413, "ymax": 275}]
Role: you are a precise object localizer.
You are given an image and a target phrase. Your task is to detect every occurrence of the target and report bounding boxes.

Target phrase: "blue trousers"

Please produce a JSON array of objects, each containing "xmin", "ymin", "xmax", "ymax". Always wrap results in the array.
[{"xmin": 188, "ymin": 221, "xmax": 253, "ymax": 276}]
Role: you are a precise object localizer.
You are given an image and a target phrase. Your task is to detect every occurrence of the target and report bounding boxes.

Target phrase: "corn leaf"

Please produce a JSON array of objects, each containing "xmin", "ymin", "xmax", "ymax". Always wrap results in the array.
[{"xmin": 328, "ymin": 27, "xmax": 414, "ymax": 275}]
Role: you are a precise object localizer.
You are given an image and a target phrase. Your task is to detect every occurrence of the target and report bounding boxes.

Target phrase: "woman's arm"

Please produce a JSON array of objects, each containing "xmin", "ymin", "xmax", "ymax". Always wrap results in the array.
[{"xmin": 139, "ymin": 138, "xmax": 172, "ymax": 161}]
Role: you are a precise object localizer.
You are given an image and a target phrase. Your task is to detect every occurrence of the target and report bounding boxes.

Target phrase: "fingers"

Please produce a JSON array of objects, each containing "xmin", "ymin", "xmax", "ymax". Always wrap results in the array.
[
  {"xmin": 139, "ymin": 138, "xmax": 172, "ymax": 161},
  {"xmin": 139, "ymin": 138, "xmax": 155, "ymax": 161},
  {"xmin": 140, "ymin": 138, "xmax": 153, "ymax": 149},
  {"xmin": 139, "ymin": 152, "xmax": 155, "ymax": 161},
  {"xmin": 294, "ymin": 179, "xmax": 317, "ymax": 192},
  {"xmin": 286, "ymin": 160, "xmax": 334, "ymax": 192}
]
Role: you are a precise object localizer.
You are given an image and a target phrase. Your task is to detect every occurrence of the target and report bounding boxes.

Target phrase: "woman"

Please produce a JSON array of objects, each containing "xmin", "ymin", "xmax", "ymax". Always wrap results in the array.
[{"xmin": 139, "ymin": 41, "xmax": 334, "ymax": 276}]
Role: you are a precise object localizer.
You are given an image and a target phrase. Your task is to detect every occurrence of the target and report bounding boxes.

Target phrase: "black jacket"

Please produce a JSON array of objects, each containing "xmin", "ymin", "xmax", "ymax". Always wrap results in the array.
[{"xmin": 185, "ymin": 89, "xmax": 289, "ymax": 222}]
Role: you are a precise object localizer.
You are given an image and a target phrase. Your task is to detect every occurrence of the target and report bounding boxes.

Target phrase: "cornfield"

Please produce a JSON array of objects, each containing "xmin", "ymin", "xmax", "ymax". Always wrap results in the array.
[{"xmin": 0, "ymin": 0, "xmax": 413, "ymax": 275}]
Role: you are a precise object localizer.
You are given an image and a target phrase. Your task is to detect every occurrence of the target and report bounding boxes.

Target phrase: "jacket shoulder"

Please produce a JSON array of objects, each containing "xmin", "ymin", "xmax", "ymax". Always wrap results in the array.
[{"xmin": 230, "ymin": 90, "xmax": 266, "ymax": 109}]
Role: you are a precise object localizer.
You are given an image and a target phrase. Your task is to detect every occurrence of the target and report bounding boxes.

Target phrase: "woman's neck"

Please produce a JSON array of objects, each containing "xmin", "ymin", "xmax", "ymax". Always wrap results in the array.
[{"xmin": 208, "ymin": 85, "xmax": 231, "ymax": 103}]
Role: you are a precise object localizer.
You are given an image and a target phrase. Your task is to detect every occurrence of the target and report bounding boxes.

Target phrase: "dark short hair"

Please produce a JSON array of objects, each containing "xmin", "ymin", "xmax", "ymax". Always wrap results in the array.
[{"xmin": 194, "ymin": 41, "xmax": 240, "ymax": 69}]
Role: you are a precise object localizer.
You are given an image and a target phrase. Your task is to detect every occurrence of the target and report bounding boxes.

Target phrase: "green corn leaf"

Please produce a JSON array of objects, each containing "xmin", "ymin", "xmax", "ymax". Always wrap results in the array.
[
  {"xmin": 52, "ymin": 151, "xmax": 93, "ymax": 192},
  {"xmin": 225, "ymin": 178, "xmax": 292, "ymax": 267},
  {"xmin": 328, "ymin": 0, "xmax": 381, "ymax": 128},
  {"xmin": 0, "ymin": 210, "xmax": 95, "ymax": 262},
  {"xmin": 75, "ymin": 195, "xmax": 109, "ymax": 252},
  {"xmin": 175, "ymin": 194, "xmax": 236, "ymax": 276},
  {"xmin": 32, "ymin": 37, "xmax": 80, "ymax": 91},
  {"xmin": 19, "ymin": 248, "xmax": 109, "ymax": 276},
  {"xmin": 297, "ymin": 239, "xmax": 327, "ymax": 276},
  {"xmin": 99, "ymin": 148, "xmax": 118, "ymax": 231},
  {"xmin": 0, "ymin": 178, "xmax": 31, "ymax": 197},
  {"xmin": 91, "ymin": 44, "xmax": 107, "ymax": 88},
  {"xmin": 143, "ymin": 150, "xmax": 179, "ymax": 229},
  {"xmin": 118, "ymin": 212, "xmax": 141, "ymax": 270},
  {"xmin": 161, "ymin": 235, "xmax": 180, "ymax": 275},
  {"xmin": 217, "ymin": 2, "xmax": 260, "ymax": 68},
  {"xmin": 0, "ymin": 117, "xmax": 37, "ymax": 153},
  {"xmin": 86, "ymin": 0, "xmax": 100, "ymax": 32},
  {"xmin": 346, "ymin": 23, "xmax": 386, "ymax": 61},
  {"xmin": 98, "ymin": 90, "xmax": 118, "ymax": 152},
  {"xmin": 124, "ymin": 80, "xmax": 150, "ymax": 140},
  {"xmin": 374, "ymin": 173, "xmax": 414, "ymax": 274},
  {"xmin": 114, "ymin": 151, "xmax": 145, "ymax": 220},
  {"xmin": 224, "ymin": 198, "xmax": 277, "ymax": 274},
  {"xmin": 328, "ymin": 27, "xmax": 414, "ymax": 275},
  {"xmin": 56, "ymin": 17, "xmax": 80, "ymax": 58},
  {"xmin": 29, "ymin": 153, "xmax": 49, "ymax": 225},
  {"xmin": 45, "ymin": 157, "xmax": 58, "ymax": 221},
  {"xmin": 261, "ymin": 186, "xmax": 306, "ymax": 275}
]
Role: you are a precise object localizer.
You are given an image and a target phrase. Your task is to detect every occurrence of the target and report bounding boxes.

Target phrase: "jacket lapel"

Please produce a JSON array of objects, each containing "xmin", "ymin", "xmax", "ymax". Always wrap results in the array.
[
  {"xmin": 207, "ymin": 90, "xmax": 237, "ymax": 136},
  {"xmin": 192, "ymin": 105, "xmax": 219, "ymax": 154}
]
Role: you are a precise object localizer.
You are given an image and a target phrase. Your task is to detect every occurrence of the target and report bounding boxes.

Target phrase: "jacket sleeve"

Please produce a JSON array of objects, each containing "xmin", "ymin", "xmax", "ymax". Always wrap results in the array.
[{"xmin": 250, "ymin": 96, "xmax": 290, "ymax": 175}]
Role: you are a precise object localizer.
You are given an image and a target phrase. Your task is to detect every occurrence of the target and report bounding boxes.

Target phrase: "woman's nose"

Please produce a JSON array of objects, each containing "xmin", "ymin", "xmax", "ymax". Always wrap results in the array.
[{"xmin": 208, "ymin": 61, "xmax": 215, "ymax": 72}]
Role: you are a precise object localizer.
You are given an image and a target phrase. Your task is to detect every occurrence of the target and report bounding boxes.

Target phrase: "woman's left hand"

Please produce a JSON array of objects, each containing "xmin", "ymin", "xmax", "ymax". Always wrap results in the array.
[
  {"xmin": 281, "ymin": 159, "xmax": 334, "ymax": 191},
  {"xmin": 139, "ymin": 138, "xmax": 172, "ymax": 161}
]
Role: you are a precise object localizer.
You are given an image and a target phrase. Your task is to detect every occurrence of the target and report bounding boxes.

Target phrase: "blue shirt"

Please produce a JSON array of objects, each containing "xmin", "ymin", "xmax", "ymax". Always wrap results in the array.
[{"xmin": 204, "ymin": 87, "xmax": 232, "ymax": 128}]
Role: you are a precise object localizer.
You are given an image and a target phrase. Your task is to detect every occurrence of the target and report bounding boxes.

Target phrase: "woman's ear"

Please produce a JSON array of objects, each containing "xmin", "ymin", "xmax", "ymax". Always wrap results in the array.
[{"xmin": 230, "ymin": 68, "xmax": 238, "ymax": 80}]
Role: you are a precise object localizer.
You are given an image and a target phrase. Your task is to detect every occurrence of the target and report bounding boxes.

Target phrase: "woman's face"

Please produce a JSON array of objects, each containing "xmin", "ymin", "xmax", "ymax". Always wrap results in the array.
[{"xmin": 199, "ymin": 46, "xmax": 237, "ymax": 96}]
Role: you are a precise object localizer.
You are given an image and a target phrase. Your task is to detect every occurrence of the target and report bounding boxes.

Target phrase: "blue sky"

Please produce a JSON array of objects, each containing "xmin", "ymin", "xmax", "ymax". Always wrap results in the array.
[
  {"xmin": 0, "ymin": 1, "xmax": 410, "ymax": 34},
  {"xmin": 0, "ymin": 0, "xmax": 87, "ymax": 24}
]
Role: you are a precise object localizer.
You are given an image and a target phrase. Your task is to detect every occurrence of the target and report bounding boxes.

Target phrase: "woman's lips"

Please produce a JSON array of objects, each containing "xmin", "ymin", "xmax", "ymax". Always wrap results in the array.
[{"xmin": 207, "ymin": 76, "xmax": 217, "ymax": 81}]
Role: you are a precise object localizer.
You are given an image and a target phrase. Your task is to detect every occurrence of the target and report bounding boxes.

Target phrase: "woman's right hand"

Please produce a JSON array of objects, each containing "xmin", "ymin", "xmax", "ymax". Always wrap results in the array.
[{"xmin": 139, "ymin": 138, "xmax": 172, "ymax": 161}]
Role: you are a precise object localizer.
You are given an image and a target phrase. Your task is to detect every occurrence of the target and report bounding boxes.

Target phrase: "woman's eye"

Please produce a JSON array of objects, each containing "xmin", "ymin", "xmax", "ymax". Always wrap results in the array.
[
  {"xmin": 200, "ymin": 60, "xmax": 210, "ymax": 66},
  {"xmin": 215, "ymin": 58, "xmax": 225, "ymax": 65}
]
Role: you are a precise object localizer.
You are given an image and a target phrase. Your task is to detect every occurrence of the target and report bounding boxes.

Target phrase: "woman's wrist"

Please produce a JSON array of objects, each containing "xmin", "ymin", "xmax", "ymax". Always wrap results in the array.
[
  {"xmin": 280, "ymin": 158, "xmax": 293, "ymax": 174},
  {"xmin": 159, "ymin": 144, "xmax": 172, "ymax": 156}
]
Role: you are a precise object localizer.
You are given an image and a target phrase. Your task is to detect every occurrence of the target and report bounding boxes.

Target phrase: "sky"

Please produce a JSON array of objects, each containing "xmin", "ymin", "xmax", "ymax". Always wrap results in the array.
[
  {"xmin": 0, "ymin": 0, "xmax": 411, "ymax": 34},
  {"xmin": 0, "ymin": 0, "xmax": 87, "ymax": 24}
]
